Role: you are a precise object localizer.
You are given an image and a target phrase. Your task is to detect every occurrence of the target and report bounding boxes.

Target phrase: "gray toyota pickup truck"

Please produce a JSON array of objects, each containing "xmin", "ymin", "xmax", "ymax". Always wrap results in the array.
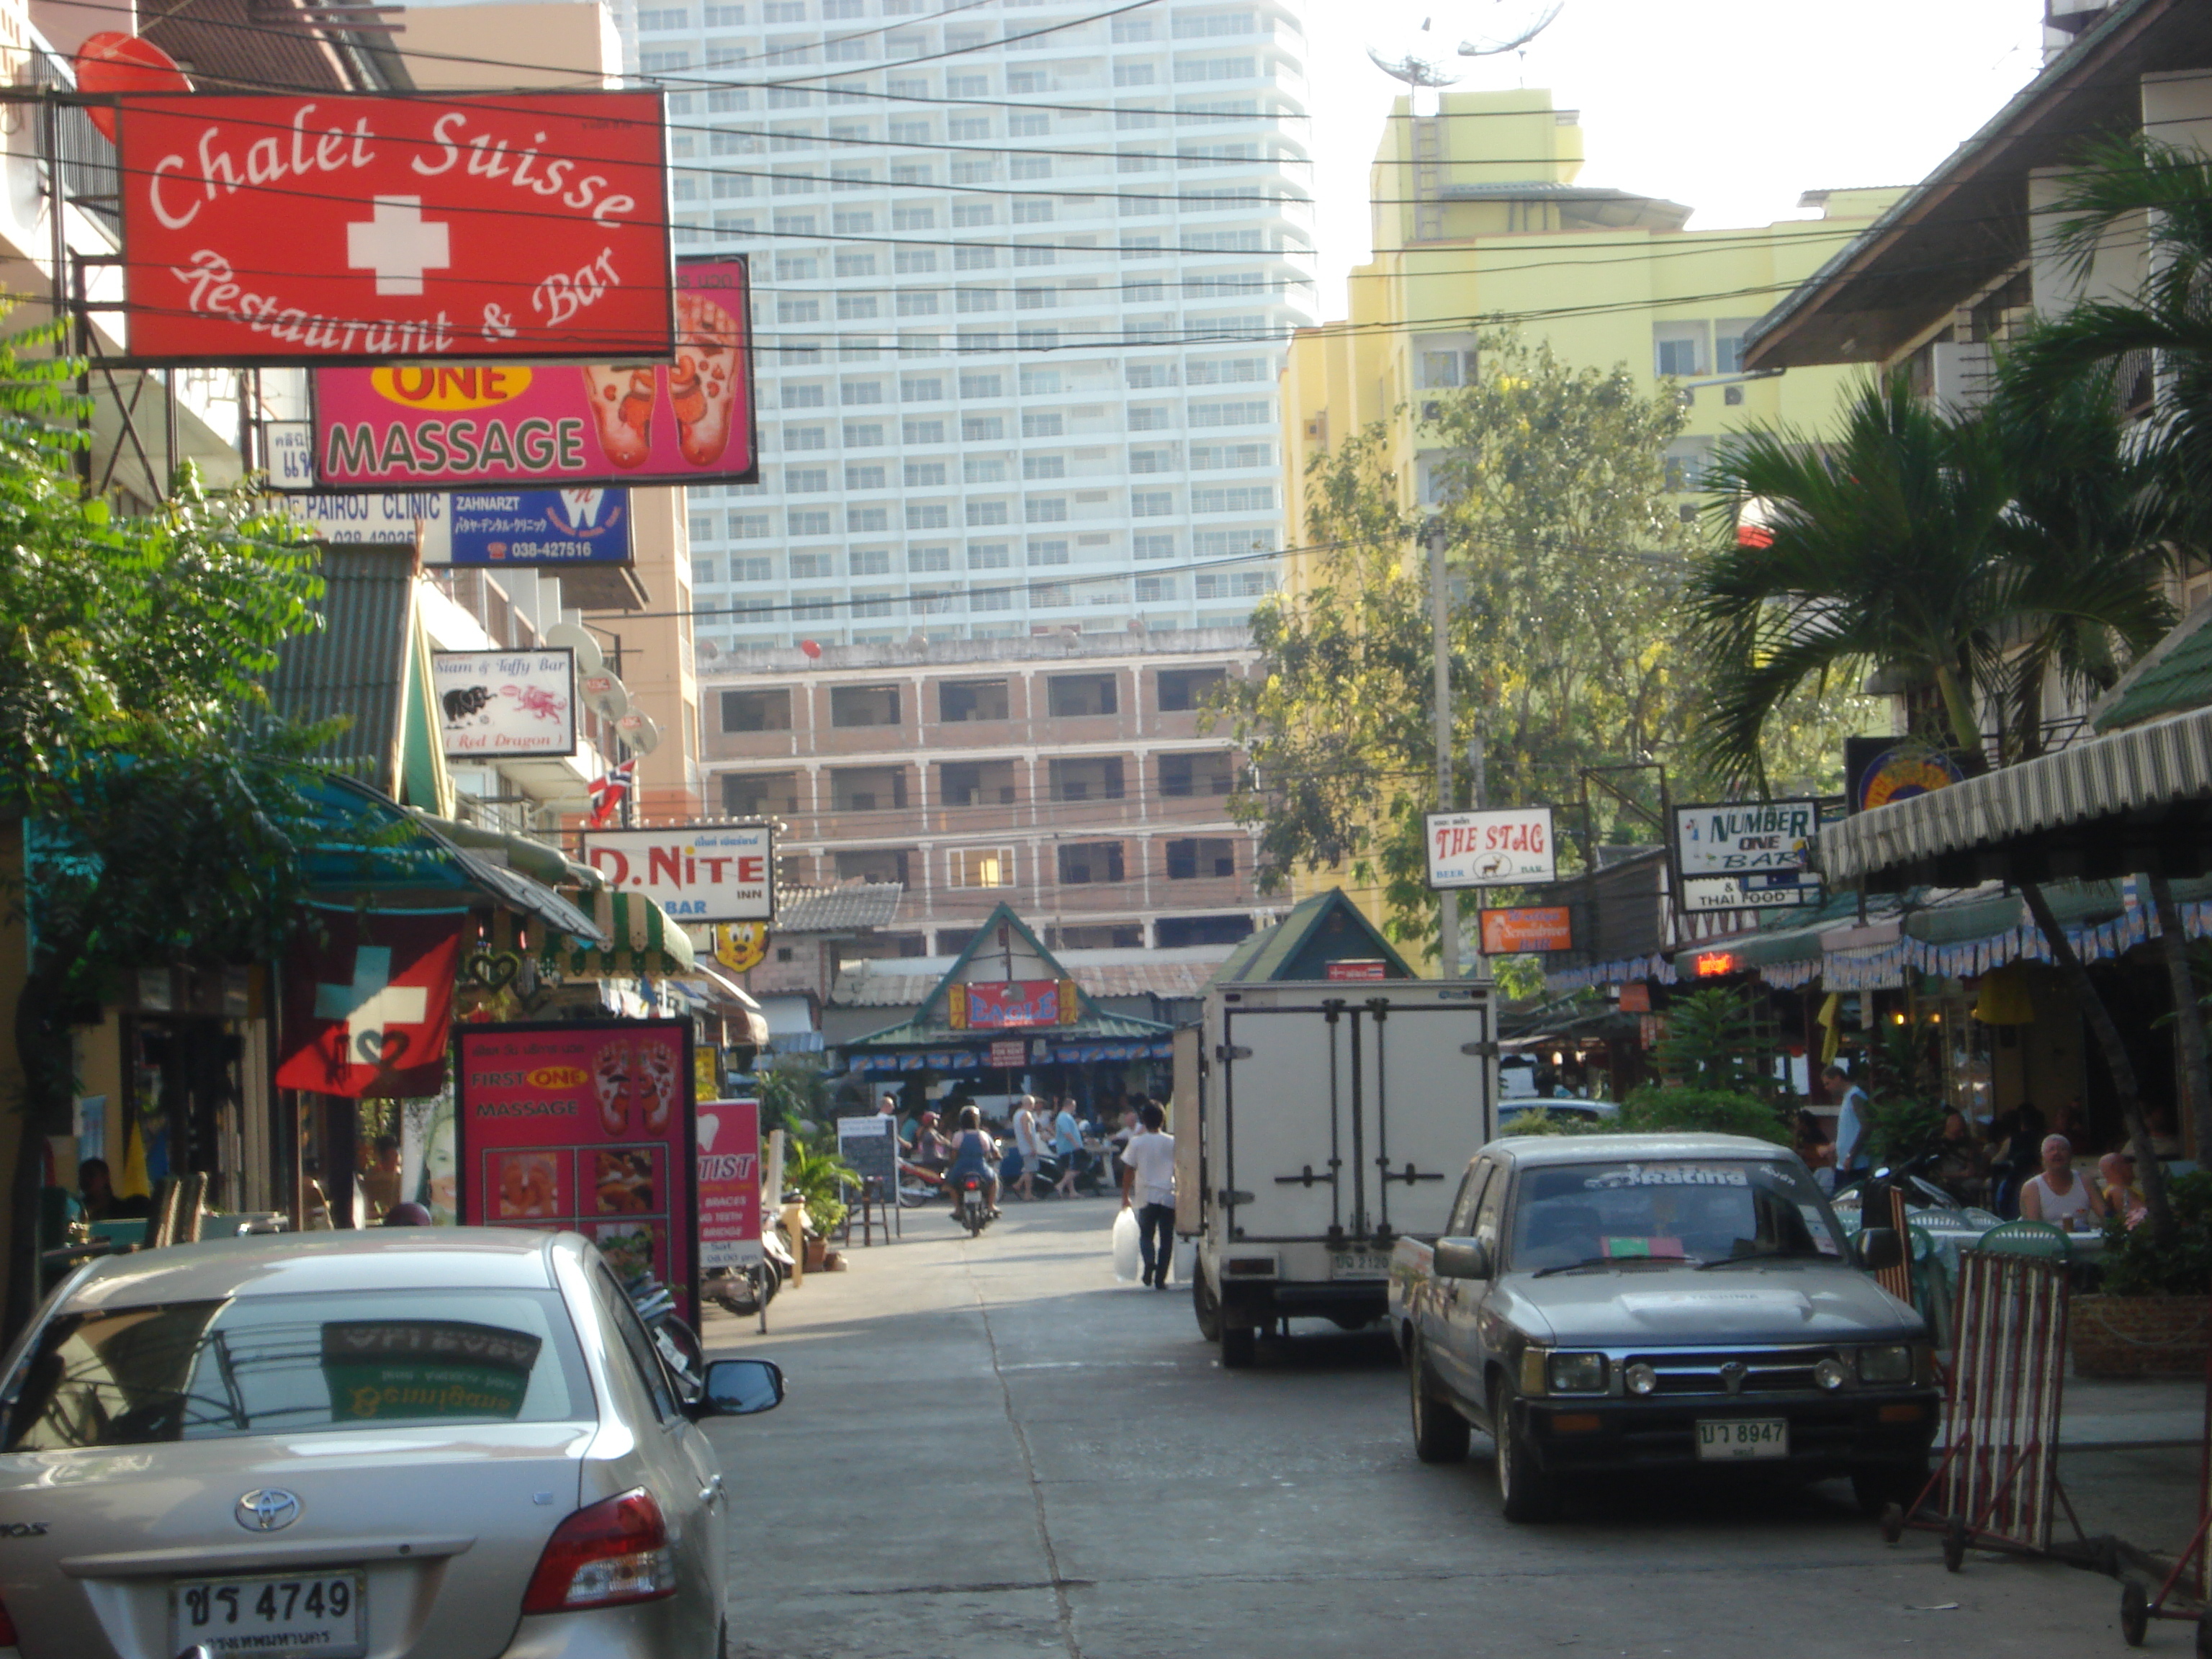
[{"xmin": 1389, "ymin": 1132, "xmax": 1940, "ymax": 1521}]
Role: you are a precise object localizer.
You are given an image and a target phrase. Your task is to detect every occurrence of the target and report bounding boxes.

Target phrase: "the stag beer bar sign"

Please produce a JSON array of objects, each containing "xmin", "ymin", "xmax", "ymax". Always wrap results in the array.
[{"xmin": 117, "ymin": 91, "xmax": 673, "ymax": 364}]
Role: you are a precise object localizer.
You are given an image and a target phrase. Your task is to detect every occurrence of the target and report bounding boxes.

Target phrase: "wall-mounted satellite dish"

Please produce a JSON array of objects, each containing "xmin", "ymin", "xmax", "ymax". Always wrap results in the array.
[
  {"xmin": 580, "ymin": 671, "xmax": 629, "ymax": 721},
  {"xmin": 617, "ymin": 711, "xmax": 663, "ymax": 756},
  {"xmin": 545, "ymin": 622, "xmax": 605, "ymax": 675}
]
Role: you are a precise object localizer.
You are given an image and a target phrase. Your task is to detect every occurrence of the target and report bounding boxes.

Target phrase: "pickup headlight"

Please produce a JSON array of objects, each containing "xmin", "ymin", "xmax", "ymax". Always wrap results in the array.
[
  {"xmin": 1545, "ymin": 1352, "xmax": 1608, "ymax": 1395},
  {"xmin": 1858, "ymin": 1343, "xmax": 1914, "ymax": 1385}
]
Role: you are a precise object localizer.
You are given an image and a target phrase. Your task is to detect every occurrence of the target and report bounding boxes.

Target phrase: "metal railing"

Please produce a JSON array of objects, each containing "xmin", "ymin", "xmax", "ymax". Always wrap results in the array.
[{"xmin": 24, "ymin": 48, "xmax": 118, "ymax": 235}]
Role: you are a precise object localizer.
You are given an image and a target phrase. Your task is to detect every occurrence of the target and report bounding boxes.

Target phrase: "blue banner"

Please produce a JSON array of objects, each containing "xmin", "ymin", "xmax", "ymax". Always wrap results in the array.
[{"xmin": 449, "ymin": 490, "xmax": 632, "ymax": 565}]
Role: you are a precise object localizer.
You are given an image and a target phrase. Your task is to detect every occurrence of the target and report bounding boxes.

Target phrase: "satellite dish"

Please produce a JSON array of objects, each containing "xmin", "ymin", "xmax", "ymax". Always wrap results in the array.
[
  {"xmin": 619, "ymin": 712, "xmax": 664, "ymax": 756},
  {"xmin": 580, "ymin": 671, "xmax": 629, "ymax": 721},
  {"xmin": 1366, "ymin": 7, "xmax": 1464, "ymax": 101},
  {"xmin": 1457, "ymin": 0, "xmax": 1564, "ymax": 58},
  {"xmin": 545, "ymin": 623, "xmax": 604, "ymax": 674},
  {"xmin": 74, "ymin": 34, "xmax": 190, "ymax": 143}
]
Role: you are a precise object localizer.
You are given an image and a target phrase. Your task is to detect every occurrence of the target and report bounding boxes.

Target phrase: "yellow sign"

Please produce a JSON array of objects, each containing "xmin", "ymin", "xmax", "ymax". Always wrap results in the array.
[{"xmin": 713, "ymin": 922, "xmax": 770, "ymax": 974}]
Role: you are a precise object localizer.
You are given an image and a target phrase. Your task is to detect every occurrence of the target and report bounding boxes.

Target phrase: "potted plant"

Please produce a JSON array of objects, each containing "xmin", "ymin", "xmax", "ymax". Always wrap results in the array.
[
  {"xmin": 2074, "ymin": 1172, "xmax": 2212, "ymax": 1376},
  {"xmin": 781, "ymin": 1141, "xmax": 855, "ymax": 1272}
]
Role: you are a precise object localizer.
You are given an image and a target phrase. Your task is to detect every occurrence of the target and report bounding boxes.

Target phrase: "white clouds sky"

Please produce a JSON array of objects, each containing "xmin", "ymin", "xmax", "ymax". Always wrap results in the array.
[{"xmin": 1300, "ymin": 0, "xmax": 2053, "ymax": 317}]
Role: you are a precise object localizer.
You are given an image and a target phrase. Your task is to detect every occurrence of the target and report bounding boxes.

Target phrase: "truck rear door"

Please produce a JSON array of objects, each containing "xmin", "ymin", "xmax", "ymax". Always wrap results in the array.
[{"xmin": 1218, "ymin": 989, "xmax": 1492, "ymax": 1246}]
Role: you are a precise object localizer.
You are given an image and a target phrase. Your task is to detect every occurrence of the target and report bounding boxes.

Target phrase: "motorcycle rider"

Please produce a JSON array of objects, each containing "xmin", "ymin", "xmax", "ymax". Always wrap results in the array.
[{"xmin": 944, "ymin": 1104, "xmax": 1002, "ymax": 1223}]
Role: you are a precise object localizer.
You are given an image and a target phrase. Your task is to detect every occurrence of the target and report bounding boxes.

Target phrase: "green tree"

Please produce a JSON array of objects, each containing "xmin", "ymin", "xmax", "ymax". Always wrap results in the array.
[
  {"xmin": 1225, "ymin": 335, "xmax": 1865, "ymax": 955},
  {"xmin": 0, "ymin": 315, "xmax": 325, "ymax": 1337}
]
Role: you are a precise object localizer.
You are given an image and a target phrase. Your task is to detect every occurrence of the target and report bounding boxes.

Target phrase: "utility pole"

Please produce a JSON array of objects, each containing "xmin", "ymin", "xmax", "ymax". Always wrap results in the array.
[
  {"xmin": 1466, "ymin": 727, "xmax": 1485, "ymax": 977},
  {"xmin": 1429, "ymin": 518, "xmax": 1457, "ymax": 979}
]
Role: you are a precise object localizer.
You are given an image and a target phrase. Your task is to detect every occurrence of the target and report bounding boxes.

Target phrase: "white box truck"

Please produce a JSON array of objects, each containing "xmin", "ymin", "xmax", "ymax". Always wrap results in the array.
[{"xmin": 1174, "ymin": 891, "xmax": 1496, "ymax": 1367}]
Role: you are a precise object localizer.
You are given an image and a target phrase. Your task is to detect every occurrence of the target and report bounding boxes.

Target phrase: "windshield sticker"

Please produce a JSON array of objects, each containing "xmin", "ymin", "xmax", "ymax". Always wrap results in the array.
[
  {"xmin": 1583, "ymin": 1163, "xmax": 1750, "ymax": 1190},
  {"xmin": 1799, "ymin": 1204, "xmax": 1842, "ymax": 1254},
  {"xmin": 1604, "ymin": 1236, "xmax": 1684, "ymax": 1259}
]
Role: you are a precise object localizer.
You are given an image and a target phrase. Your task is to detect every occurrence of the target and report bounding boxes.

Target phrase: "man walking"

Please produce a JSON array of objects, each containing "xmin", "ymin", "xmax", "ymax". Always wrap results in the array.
[
  {"xmin": 1120, "ymin": 1101, "xmax": 1176, "ymax": 1289},
  {"xmin": 1825, "ymin": 1063, "xmax": 1871, "ymax": 1190},
  {"xmin": 1012, "ymin": 1094, "xmax": 1041, "ymax": 1201},
  {"xmin": 1052, "ymin": 1096, "xmax": 1083, "ymax": 1197}
]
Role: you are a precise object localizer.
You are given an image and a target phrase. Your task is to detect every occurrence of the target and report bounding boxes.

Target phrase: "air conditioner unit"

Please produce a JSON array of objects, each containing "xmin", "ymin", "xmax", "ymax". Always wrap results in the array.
[{"xmin": 1421, "ymin": 401, "xmax": 1442, "ymax": 423}]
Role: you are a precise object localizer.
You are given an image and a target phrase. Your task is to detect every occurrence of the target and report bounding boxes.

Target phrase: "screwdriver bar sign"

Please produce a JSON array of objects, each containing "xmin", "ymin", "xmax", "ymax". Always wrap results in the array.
[
  {"xmin": 1425, "ymin": 806, "xmax": 1557, "ymax": 889},
  {"xmin": 116, "ymin": 91, "xmax": 673, "ymax": 364}
]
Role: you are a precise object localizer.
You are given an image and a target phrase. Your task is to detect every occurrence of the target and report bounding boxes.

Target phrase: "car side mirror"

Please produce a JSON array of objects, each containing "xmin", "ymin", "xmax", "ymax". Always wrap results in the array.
[
  {"xmin": 1433, "ymin": 1236, "xmax": 1493, "ymax": 1280},
  {"xmin": 1857, "ymin": 1227, "xmax": 1904, "ymax": 1272},
  {"xmin": 701, "ymin": 1357, "xmax": 786, "ymax": 1417}
]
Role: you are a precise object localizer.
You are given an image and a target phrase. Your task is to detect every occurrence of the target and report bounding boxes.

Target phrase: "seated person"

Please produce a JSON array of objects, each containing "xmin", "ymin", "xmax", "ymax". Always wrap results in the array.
[
  {"xmin": 2098, "ymin": 1149, "xmax": 2147, "ymax": 1223},
  {"xmin": 2020, "ymin": 1134, "xmax": 2106, "ymax": 1231},
  {"xmin": 901, "ymin": 1109, "xmax": 951, "ymax": 1192},
  {"xmin": 77, "ymin": 1157, "xmax": 114, "ymax": 1223}
]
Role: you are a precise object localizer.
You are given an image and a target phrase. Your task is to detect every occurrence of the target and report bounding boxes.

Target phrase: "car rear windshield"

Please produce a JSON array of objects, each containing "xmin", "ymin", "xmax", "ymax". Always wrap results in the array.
[
  {"xmin": 4, "ymin": 1288, "xmax": 595, "ymax": 1450},
  {"xmin": 1509, "ymin": 1159, "xmax": 1843, "ymax": 1270}
]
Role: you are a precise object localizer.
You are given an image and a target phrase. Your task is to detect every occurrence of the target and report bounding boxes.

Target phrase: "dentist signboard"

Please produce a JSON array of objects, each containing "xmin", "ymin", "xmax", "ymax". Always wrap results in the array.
[{"xmin": 278, "ymin": 487, "xmax": 631, "ymax": 565}]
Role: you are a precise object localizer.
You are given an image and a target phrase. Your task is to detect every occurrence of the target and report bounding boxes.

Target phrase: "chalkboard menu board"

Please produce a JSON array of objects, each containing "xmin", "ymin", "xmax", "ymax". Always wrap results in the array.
[{"xmin": 836, "ymin": 1115, "xmax": 902, "ymax": 1236}]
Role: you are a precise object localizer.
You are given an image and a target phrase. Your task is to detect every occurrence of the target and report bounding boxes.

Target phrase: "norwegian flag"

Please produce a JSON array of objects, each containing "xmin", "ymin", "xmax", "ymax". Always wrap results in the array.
[{"xmin": 587, "ymin": 759, "xmax": 636, "ymax": 828}]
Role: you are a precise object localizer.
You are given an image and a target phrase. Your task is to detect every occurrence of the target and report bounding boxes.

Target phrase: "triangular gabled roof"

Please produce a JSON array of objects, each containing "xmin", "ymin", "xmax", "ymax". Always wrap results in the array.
[
  {"xmin": 1208, "ymin": 889, "xmax": 1420, "ymax": 986},
  {"xmin": 843, "ymin": 902, "xmax": 1172, "ymax": 1049}
]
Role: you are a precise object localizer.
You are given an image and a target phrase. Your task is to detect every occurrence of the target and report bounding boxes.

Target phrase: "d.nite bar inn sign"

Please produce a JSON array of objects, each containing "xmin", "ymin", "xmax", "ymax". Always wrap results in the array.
[{"xmin": 116, "ymin": 91, "xmax": 673, "ymax": 364}]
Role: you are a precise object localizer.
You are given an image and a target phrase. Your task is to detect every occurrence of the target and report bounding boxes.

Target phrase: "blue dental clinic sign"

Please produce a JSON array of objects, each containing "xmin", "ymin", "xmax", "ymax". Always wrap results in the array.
[{"xmin": 278, "ymin": 489, "xmax": 631, "ymax": 565}]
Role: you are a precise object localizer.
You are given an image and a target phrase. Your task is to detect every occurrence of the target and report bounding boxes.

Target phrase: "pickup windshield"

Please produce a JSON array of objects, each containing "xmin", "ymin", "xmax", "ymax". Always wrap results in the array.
[{"xmin": 1508, "ymin": 1159, "xmax": 1844, "ymax": 1272}]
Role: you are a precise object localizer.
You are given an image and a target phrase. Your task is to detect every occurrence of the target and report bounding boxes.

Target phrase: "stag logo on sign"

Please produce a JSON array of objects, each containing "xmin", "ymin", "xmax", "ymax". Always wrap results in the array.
[{"xmin": 235, "ymin": 1489, "xmax": 302, "ymax": 1532}]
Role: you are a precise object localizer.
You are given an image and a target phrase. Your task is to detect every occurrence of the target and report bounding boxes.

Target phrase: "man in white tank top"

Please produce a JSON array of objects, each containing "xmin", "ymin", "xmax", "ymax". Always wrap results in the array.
[{"xmin": 2020, "ymin": 1134, "xmax": 2108, "ymax": 1231}]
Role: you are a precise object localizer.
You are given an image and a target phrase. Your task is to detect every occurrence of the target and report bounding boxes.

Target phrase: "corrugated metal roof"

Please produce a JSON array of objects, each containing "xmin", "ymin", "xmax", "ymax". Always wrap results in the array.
[
  {"xmin": 2093, "ymin": 606, "xmax": 2212, "ymax": 732},
  {"xmin": 267, "ymin": 547, "xmax": 416, "ymax": 796},
  {"xmin": 144, "ymin": 0, "xmax": 377, "ymax": 93},
  {"xmin": 776, "ymin": 882, "xmax": 904, "ymax": 934},
  {"xmin": 827, "ymin": 958, "xmax": 1215, "ymax": 1008}
]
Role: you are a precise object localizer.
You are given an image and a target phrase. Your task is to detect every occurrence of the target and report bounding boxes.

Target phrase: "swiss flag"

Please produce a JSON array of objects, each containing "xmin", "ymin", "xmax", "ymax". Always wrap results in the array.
[{"xmin": 276, "ymin": 914, "xmax": 462, "ymax": 1099}]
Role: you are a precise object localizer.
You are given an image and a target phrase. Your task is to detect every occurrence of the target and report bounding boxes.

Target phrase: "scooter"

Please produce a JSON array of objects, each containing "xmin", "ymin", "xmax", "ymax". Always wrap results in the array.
[{"xmin": 953, "ymin": 1169, "xmax": 994, "ymax": 1237}]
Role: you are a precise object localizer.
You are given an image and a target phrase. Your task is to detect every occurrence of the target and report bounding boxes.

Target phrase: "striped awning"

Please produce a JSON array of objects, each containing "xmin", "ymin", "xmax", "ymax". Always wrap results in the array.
[
  {"xmin": 1822, "ymin": 704, "xmax": 2212, "ymax": 890},
  {"xmin": 544, "ymin": 890, "xmax": 696, "ymax": 979}
]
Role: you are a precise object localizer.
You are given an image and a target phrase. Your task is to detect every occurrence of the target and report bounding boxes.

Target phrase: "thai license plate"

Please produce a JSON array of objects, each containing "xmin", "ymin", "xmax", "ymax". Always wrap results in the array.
[
  {"xmin": 1696, "ymin": 1418, "xmax": 1789, "ymax": 1461},
  {"xmin": 1330, "ymin": 1249, "xmax": 1393, "ymax": 1280},
  {"xmin": 171, "ymin": 1572, "xmax": 366, "ymax": 1658}
]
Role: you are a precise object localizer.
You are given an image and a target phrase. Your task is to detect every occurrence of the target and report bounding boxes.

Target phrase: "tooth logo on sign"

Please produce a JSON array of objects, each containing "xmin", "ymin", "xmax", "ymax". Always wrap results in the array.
[{"xmin": 699, "ymin": 1114, "xmax": 722, "ymax": 1153}]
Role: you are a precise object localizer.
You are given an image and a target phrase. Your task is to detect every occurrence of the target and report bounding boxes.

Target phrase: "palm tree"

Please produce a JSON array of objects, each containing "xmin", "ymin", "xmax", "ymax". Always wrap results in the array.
[
  {"xmin": 1688, "ymin": 369, "xmax": 2175, "ymax": 788},
  {"xmin": 2006, "ymin": 135, "xmax": 2212, "ymax": 545}
]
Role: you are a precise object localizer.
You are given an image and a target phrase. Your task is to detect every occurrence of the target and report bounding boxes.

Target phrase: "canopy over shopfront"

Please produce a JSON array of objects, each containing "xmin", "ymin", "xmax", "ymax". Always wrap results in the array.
[
  {"xmin": 544, "ymin": 889, "xmax": 696, "ymax": 979},
  {"xmin": 1822, "ymin": 705, "xmax": 2212, "ymax": 892},
  {"xmin": 842, "ymin": 902, "xmax": 1172, "ymax": 1076}
]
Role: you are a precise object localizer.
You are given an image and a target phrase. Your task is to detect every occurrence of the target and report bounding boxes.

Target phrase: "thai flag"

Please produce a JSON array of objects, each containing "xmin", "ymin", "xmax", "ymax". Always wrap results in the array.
[{"xmin": 588, "ymin": 758, "xmax": 636, "ymax": 827}]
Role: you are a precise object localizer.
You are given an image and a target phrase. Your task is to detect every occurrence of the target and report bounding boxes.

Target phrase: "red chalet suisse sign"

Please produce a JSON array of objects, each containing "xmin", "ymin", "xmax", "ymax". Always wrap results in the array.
[{"xmin": 117, "ymin": 91, "xmax": 673, "ymax": 364}]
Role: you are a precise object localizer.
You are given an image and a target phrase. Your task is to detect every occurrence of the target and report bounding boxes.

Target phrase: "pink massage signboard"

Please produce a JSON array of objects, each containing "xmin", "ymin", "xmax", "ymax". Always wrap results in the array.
[
  {"xmin": 455, "ymin": 1020, "xmax": 698, "ymax": 1321},
  {"xmin": 310, "ymin": 256, "xmax": 756, "ymax": 490}
]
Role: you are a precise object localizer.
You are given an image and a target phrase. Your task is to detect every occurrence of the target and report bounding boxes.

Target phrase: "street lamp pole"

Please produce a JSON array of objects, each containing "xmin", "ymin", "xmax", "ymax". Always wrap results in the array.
[{"xmin": 1429, "ymin": 518, "xmax": 1457, "ymax": 979}]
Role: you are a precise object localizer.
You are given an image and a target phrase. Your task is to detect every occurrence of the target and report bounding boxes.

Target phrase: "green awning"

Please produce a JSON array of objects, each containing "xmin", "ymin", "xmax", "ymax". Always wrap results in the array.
[{"xmin": 543, "ymin": 889, "xmax": 695, "ymax": 979}]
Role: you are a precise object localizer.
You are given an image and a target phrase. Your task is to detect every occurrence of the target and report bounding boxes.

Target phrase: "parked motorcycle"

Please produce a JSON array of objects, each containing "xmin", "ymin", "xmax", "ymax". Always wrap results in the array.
[{"xmin": 953, "ymin": 1169, "xmax": 994, "ymax": 1236}]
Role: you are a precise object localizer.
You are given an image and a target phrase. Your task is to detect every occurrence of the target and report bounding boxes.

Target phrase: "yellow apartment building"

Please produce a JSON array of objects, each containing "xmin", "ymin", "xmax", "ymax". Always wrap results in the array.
[{"xmin": 1282, "ymin": 89, "xmax": 1903, "ymax": 572}]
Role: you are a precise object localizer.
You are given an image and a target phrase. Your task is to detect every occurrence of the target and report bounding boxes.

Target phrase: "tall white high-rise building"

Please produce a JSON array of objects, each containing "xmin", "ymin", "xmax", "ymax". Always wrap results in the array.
[{"xmin": 629, "ymin": 0, "xmax": 1315, "ymax": 650}]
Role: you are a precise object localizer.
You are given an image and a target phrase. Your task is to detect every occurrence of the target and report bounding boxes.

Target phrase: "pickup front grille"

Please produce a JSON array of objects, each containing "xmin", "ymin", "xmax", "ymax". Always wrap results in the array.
[{"xmin": 1624, "ymin": 1346, "xmax": 1841, "ymax": 1397}]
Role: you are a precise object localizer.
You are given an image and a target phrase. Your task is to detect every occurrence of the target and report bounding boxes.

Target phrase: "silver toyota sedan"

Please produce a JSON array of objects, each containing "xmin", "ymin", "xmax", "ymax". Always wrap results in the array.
[{"xmin": 0, "ymin": 1228, "xmax": 782, "ymax": 1659}]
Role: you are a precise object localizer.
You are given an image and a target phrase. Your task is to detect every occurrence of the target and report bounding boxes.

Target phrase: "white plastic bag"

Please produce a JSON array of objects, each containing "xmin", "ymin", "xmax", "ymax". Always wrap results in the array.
[
  {"xmin": 1172, "ymin": 1235, "xmax": 1197, "ymax": 1284},
  {"xmin": 1111, "ymin": 1207, "xmax": 1141, "ymax": 1282}
]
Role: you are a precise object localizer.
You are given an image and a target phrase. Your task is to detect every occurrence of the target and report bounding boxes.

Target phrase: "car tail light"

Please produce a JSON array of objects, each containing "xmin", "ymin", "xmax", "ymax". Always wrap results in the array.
[{"xmin": 521, "ymin": 1488, "xmax": 676, "ymax": 1614}]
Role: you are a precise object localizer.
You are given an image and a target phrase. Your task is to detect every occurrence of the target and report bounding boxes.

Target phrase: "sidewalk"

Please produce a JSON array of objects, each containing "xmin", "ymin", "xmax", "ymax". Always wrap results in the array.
[{"xmin": 2058, "ymin": 1372, "xmax": 2201, "ymax": 1575}]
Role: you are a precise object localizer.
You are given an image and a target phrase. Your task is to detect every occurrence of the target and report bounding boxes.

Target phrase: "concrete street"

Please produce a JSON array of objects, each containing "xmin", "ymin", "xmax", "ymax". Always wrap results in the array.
[{"xmin": 701, "ymin": 1200, "xmax": 2172, "ymax": 1659}]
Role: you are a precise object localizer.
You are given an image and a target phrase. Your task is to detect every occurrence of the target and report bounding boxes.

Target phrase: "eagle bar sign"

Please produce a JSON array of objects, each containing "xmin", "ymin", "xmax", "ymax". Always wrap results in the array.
[
  {"xmin": 116, "ymin": 91, "xmax": 673, "ymax": 364},
  {"xmin": 1672, "ymin": 799, "xmax": 1818, "ymax": 880},
  {"xmin": 1425, "ymin": 806, "xmax": 1556, "ymax": 890},
  {"xmin": 580, "ymin": 824, "xmax": 773, "ymax": 922}
]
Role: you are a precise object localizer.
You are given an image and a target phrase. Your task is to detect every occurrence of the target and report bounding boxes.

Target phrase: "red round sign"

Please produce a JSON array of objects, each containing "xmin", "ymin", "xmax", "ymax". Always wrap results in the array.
[{"xmin": 73, "ymin": 33, "xmax": 190, "ymax": 143}]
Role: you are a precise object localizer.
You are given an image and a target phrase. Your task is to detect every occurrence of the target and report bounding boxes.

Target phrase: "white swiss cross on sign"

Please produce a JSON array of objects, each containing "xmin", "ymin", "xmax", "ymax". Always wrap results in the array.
[
  {"xmin": 315, "ymin": 945, "xmax": 428, "ymax": 1063},
  {"xmin": 346, "ymin": 195, "xmax": 451, "ymax": 296}
]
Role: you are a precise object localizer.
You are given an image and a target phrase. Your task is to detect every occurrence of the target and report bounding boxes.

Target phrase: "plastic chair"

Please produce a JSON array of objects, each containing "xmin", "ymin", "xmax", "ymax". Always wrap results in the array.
[{"xmin": 1974, "ymin": 1218, "xmax": 2073, "ymax": 1262}]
